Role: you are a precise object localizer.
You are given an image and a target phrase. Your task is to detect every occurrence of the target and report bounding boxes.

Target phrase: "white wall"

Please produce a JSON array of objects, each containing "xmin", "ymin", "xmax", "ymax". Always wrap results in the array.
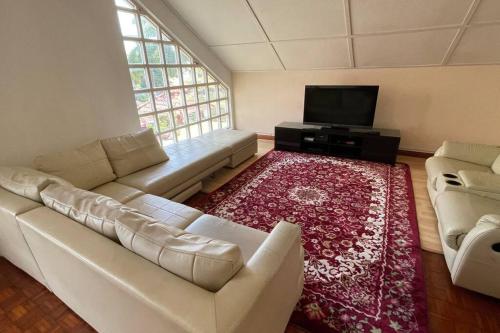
[
  {"xmin": 0, "ymin": 0, "xmax": 231, "ymax": 166},
  {"xmin": 233, "ymin": 66, "xmax": 500, "ymax": 152},
  {"xmin": 0, "ymin": 0, "xmax": 138, "ymax": 166}
]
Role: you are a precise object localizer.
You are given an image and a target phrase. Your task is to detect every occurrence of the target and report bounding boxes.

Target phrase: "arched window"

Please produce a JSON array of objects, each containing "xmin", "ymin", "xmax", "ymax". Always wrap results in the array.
[{"xmin": 114, "ymin": 0, "xmax": 231, "ymax": 145}]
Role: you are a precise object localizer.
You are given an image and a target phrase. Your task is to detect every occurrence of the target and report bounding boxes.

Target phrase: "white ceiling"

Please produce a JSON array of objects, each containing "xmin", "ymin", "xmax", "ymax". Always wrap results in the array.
[{"xmin": 162, "ymin": 0, "xmax": 500, "ymax": 71}]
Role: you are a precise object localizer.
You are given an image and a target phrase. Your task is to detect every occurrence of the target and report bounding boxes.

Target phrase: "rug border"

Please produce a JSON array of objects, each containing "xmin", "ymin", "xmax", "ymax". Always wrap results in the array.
[{"xmin": 399, "ymin": 162, "xmax": 429, "ymax": 333}]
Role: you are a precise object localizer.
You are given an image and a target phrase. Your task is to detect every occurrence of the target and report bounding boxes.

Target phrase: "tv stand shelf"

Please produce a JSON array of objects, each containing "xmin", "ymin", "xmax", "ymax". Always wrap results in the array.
[{"xmin": 275, "ymin": 122, "xmax": 401, "ymax": 165}]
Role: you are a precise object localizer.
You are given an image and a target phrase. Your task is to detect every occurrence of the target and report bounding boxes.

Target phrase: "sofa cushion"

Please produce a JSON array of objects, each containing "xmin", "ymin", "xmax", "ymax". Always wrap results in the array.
[
  {"xmin": 0, "ymin": 167, "xmax": 71, "ymax": 202},
  {"xmin": 101, "ymin": 128, "xmax": 169, "ymax": 178},
  {"xmin": 458, "ymin": 170, "xmax": 500, "ymax": 194},
  {"xmin": 125, "ymin": 194, "xmax": 202, "ymax": 229},
  {"xmin": 40, "ymin": 184, "xmax": 136, "ymax": 241},
  {"xmin": 117, "ymin": 139, "xmax": 231, "ymax": 195},
  {"xmin": 115, "ymin": 211, "xmax": 243, "ymax": 291},
  {"xmin": 91, "ymin": 182, "xmax": 144, "ymax": 203},
  {"xmin": 425, "ymin": 156, "xmax": 491, "ymax": 190},
  {"xmin": 441, "ymin": 141, "xmax": 500, "ymax": 166},
  {"xmin": 193, "ymin": 129, "xmax": 257, "ymax": 153},
  {"xmin": 33, "ymin": 140, "xmax": 116, "ymax": 190},
  {"xmin": 492, "ymin": 154, "xmax": 500, "ymax": 175},
  {"xmin": 435, "ymin": 191, "xmax": 500, "ymax": 250},
  {"xmin": 185, "ymin": 215, "xmax": 268, "ymax": 263}
]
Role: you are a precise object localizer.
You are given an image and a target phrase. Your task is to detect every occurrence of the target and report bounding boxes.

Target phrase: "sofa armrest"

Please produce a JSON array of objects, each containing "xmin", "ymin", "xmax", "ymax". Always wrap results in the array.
[
  {"xmin": 458, "ymin": 171, "xmax": 500, "ymax": 194},
  {"xmin": 450, "ymin": 215, "xmax": 500, "ymax": 297},
  {"xmin": 440, "ymin": 141, "xmax": 500, "ymax": 166},
  {"xmin": 215, "ymin": 221, "xmax": 304, "ymax": 333}
]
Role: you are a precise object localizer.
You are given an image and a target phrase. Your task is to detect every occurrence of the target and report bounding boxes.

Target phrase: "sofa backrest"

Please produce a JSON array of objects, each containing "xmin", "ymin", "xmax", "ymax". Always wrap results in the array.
[
  {"xmin": 0, "ymin": 166, "xmax": 71, "ymax": 202},
  {"xmin": 440, "ymin": 141, "xmax": 500, "ymax": 167},
  {"xmin": 101, "ymin": 128, "xmax": 169, "ymax": 178},
  {"xmin": 115, "ymin": 211, "xmax": 243, "ymax": 292},
  {"xmin": 40, "ymin": 184, "xmax": 137, "ymax": 241},
  {"xmin": 33, "ymin": 140, "xmax": 116, "ymax": 190},
  {"xmin": 39, "ymin": 183, "xmax": 244, "ymax": 291}
]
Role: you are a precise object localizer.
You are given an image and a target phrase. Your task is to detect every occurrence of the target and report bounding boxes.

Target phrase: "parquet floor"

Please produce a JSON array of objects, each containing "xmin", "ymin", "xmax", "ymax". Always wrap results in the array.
[
  {"xmin": 1, "ymin": 140, "xmax": 499, "ymax": 333},
  {"xmin": 0, "ymin": 257, "xmax": 94, "ymax": 332}
]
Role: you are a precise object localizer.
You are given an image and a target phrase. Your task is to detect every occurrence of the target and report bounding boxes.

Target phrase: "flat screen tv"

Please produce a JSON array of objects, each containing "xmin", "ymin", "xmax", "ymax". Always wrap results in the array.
[{"xmin": 303, "ymin": 85, "xmax": 379, "ymax": 128}]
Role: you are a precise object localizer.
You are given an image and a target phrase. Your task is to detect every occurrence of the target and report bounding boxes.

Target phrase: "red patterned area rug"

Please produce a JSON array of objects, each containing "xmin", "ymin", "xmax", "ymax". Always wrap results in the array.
[{"xmin": 188, "ymin": 150, "xmax": 427, "ymax": 333}]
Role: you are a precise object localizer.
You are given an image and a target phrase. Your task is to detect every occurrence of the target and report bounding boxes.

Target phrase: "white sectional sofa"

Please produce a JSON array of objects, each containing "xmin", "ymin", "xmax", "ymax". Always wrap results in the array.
[
  {"xmin": 0, "ymin": 128, "xmax": 304, "ymax": 333},
  {"xmin": 426, "ymin": 141, "xmax": 500, "ymax": 298}
]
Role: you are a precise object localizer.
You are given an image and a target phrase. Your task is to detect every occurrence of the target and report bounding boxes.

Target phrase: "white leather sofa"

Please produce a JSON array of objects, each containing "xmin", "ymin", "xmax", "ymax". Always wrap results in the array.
[
  {"xmin": 426, "ymin": 141, "xmax": 500, "ymax": 298},
  {"xmin": 0, "ymin": 129, "xmax": 304, "ymax": 333}
]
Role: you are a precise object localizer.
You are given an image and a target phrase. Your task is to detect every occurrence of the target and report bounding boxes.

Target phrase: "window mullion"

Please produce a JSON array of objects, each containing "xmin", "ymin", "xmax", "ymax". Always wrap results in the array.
[
  {"xmin": 117, "ymin": 0, "xmax": 232, "ymax": 145},
  {"xmin": 177, "ymin": 46, "xmax": 190, "ymax": 140},
  {"xmin": 193, "ymin": 70, "xmax": 203, "ymax": 131},
  {"xmin": 163, "ymin": 65, "xmax": 178, "ymax": 143},
  {"xmin": 136, "ymin": 13, "xmax": 161, "ymax": 143}
]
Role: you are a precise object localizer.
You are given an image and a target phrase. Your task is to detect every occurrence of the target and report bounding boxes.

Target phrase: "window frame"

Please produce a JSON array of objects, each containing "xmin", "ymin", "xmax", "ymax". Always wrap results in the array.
[{"xmin": 115, "ymin": 0, "xmax": 232, "ymax": 146}]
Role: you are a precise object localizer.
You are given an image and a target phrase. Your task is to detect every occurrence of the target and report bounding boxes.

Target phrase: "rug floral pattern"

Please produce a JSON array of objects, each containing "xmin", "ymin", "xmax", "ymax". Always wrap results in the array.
[{"xmin": 188, "ymin": 151, "xmax": 427, "ymax": 333}]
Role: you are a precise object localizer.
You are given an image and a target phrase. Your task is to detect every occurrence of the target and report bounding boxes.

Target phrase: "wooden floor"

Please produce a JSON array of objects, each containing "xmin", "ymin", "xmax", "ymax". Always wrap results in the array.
[
  {"xmin": 396, "ymin": 155, "xmax": 443, "ymax": 254},
  {"xmin": 0, "ymin": 257, "xmax": 94, "ymax": 332},
  {"xmin": 1, "ymin": 140, "xmax": 499, "ymax": 333}
]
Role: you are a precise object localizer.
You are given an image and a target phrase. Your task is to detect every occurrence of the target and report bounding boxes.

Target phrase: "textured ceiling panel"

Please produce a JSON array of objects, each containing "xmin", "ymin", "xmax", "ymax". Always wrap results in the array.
[
  {"xmin": 164, "ymin": 0, "xmax": 265, "ymax": 46},
  {"xmin": 350, "ymin": 0, "xmax": 473, "ymax": 34},
  {"xmin": 449, "ymin": 25, "xmax": 500, "ymax": 64},
  {"xmin": 249, "ymin": 0, "xmax": 346, "ymax": 41},
  {"xmin": 274, "ymin": 38, "xmax": 350, "ymax": 69},
  {"xmin": 470, "ymin": 0, "xmax": 500, "ymax": 23},
  {"xmin": 210, "ymin": 43, "xmax": 282, "ymax": 71},
  {"xmin": 354, "ymin": 29, "xmax": 458, "ymax": 67}
]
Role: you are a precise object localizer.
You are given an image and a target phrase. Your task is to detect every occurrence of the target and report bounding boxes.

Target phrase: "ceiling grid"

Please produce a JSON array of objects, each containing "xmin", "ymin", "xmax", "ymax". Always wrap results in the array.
[
  {"xmin": 162, "ymin": 0, "xmax": 500, "ymax": 71},
  {"xmin": 243, "ymin": 0, "xmax": 287, "ymax": 70},
  {"xmin": 441, "ymin": 0, "xmax": 482, "ymax": 65},
  {"xmin": 343, "ymin": 0, "xmax": 355, "ymax": 68}
]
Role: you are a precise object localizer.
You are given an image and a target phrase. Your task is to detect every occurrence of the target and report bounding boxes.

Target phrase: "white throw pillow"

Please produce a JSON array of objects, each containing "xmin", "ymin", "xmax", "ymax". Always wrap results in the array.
[
  {"xmin": 0, "ymin": 166, "xmax": 71, "ymax": 202},
  {"xmin": 40, "ymin": 184, "xmax": 136, "ymax": 240},
  {"xmin": 115, "ymin": 211, "xmax": 243, "ymax": 291},
  {"xmin": 33, "ymin": 140, "xmax": 116, "ymax": 190},
  {"xmin": 101, "ymin": 128, "xmax": 169, "ymax": 178}
]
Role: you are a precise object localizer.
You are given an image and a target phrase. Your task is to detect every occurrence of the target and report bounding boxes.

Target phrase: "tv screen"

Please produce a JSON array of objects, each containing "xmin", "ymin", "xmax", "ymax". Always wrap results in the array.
[{"xmin": 303, "ymin": 85, "xmax": 379, "ymax": 127}]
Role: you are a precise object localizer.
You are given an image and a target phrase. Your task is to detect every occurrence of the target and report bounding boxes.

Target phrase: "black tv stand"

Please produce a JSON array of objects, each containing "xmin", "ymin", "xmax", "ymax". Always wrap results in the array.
[
  {"xmin": 275, "ymin": 122, "xmax": 400, "ymax": 165},
  {"xmin": 321, "ymin": 126, "xmax": 349, "ymax": 131},
  {"xmin": 320, "ymin": 126, "xmax": 380, "ymax": 135}
]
